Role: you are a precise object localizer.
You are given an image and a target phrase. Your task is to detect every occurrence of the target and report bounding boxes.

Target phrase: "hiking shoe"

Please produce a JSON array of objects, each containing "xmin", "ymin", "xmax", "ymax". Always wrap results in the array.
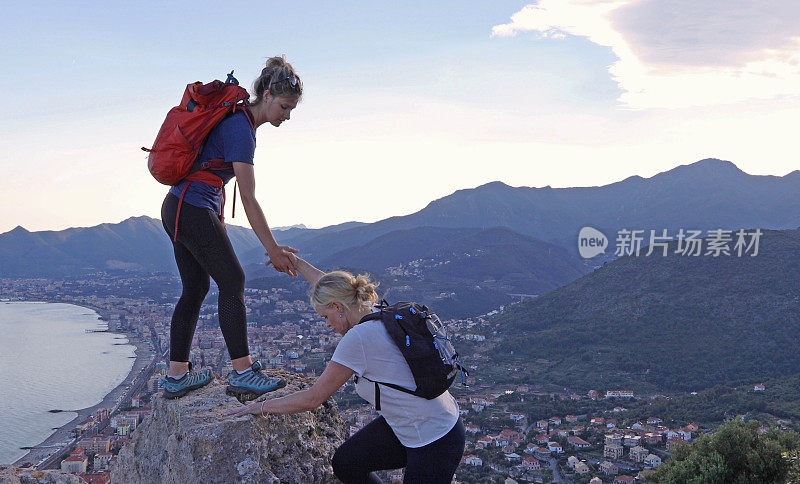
[
  {"xmin": 162, "ymin": 365, "xmax": 214, "ymax": 399},
  {"xmin": 227, "ymin": 361, "xmax": 286, "ymax": 396}
]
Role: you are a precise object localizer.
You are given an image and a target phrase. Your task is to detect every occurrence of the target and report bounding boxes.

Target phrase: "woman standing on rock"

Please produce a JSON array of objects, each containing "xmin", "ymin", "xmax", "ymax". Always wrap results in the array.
[
  {"xmin": 160, "ymin": 56, "xmax": 301, "ymax": 399},
  {"xmin": 228, "ymin": 258, "xmax": 465, "ymax": 483}
]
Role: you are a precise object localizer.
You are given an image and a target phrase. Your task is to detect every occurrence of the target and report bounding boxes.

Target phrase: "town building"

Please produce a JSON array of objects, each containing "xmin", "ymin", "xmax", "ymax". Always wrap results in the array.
[
  {"xmin": 464, "ymin": 455, "xmax": 483, "ymax": 466},
  {"xmin": 93, "ymin": 453, "xmax": 113, "ymax": 470},
  {"xmin": 600, "ymin": 460, "xmax": 619, "ymax": 475},
  {"xmin": 61, "ymin": 449, "xmax": 88, "ymax": 474},
  {"xmin": 604, "ymin": 443, "xmax": 624, "ymax": 460},
  {"xmin": 644, "ymin": 453, "xmax": 662, "ymax": 468},
  {"xmin": 568, "ymin": 435, "xmax": 591, "ymax": 448},
  {"xmin": 521, "ymin": 456, "xmax": 541, "ymax": 470},
  {"xmin": 629, "ymin": 445, "xmax": 649, "ymax": 463},
  {"xmin": 77, "ymin": 436, "xmax": 112, "ymax": 454},
  {"xmin": 574, "ymin": 461, "xmax": 590, "ymax": 475}
]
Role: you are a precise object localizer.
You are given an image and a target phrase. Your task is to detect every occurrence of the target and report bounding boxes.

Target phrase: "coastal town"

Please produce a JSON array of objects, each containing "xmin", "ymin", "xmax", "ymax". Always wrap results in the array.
[{"xmin": 1, "ymin": 274, "xmax": 795, "ymax": 483}]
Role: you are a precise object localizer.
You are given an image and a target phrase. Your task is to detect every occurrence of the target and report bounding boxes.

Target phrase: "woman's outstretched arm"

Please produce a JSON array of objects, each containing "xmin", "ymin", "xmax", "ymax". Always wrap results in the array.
[
  {"xmin": 233, "ymin": 162, "xmax": 298, "ymax": 276},
  {"xmin": 226, "ymin": 361, "xmax": 354, "ymax": 416},
  {"xmin": 295, "ymin": 257, "xmax": 326, "ymax": 287}
]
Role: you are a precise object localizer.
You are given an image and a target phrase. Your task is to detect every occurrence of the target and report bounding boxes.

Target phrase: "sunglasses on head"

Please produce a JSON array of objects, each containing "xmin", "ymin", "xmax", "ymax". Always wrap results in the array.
[{"xmin": 270, "ymin": 71, "xmax": 298, "ymax": 88}]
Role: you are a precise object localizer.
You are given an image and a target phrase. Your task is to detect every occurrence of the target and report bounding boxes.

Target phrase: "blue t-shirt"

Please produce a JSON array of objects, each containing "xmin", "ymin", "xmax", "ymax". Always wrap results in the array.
[{"xmin": 168, "ymin": 111, "xmax": 256, "ymax": 214}]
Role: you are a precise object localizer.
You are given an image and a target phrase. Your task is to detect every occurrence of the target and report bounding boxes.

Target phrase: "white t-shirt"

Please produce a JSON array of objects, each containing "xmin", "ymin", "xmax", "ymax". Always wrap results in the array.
[{"xmin": 331, "ymin": 320, "xmax": 460, "ymax": 448}]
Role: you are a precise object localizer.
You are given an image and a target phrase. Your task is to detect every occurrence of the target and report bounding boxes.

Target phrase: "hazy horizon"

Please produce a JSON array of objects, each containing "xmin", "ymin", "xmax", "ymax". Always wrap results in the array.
[{"xmin": 3, "ymin": 156, "xmax": 797, "ymax": 235}]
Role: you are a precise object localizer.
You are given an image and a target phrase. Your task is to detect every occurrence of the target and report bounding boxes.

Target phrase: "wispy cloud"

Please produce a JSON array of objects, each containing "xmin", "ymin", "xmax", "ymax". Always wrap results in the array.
[{"xmin": 492, "ymin": 0, "xmax": 800, "ymax": 109}]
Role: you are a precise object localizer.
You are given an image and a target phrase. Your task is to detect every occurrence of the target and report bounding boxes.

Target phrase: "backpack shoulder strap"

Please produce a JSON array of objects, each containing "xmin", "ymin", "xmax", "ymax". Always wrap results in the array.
[
  {"xmin": 358, "ymin": 312, "xmax": 382, "ymax": 324},
  {"xmin": 357, "ymin": 299, "xmax": 390, "ymax": 324}
]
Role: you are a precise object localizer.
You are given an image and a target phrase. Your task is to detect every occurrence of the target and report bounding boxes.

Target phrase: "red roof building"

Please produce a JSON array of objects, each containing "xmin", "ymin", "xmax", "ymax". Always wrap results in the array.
[{"xmin": 568, "ymin": 436, "xmax": 591, "ymax": 448}]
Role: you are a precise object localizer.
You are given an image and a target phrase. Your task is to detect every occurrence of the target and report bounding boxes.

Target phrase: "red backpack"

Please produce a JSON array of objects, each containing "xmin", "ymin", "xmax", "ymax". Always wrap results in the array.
[{"xmin": 143, "ymin": 71, "xmax": 254, "ymax": 240}]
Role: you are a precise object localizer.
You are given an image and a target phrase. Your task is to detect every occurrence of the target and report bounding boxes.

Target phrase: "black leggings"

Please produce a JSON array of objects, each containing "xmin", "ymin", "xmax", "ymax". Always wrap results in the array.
[
  {"xmin": 332, "ymin": 416, "xmax": 465, "ymax": 483},
  {"xmin": 161, "ymin": 193, "xmax": 250, "ymax": 361}
]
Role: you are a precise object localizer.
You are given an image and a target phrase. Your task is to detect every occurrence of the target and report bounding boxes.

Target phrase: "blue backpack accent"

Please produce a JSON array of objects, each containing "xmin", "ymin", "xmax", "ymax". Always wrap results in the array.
[{"xmin": 357, "ymin": 300, "xmax": 468, "ymax": 410}]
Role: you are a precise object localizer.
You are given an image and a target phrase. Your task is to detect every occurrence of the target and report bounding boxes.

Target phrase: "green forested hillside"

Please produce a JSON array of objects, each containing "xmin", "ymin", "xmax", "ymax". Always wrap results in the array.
[
  {"xmin": 621, "ymin": 374, "xmax": 800, "ymax": 428},
  {"xmin": 492, "ymin": 228, "xmax": 800, "ymax": 393}
]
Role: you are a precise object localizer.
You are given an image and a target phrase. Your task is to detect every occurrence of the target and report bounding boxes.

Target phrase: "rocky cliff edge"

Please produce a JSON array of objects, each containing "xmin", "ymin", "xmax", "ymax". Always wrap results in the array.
[
  {"xmin": 111, "ymin": 370, "xmax": 347, "ymax": 483},
  {"xmin": 0, "ymin": 467, "xmax": 83, "ymax": 484}
]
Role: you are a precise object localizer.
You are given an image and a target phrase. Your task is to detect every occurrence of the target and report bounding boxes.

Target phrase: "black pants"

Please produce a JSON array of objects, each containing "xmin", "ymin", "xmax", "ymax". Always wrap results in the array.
[
  {"xmin": 161, "ymin": 193, "xmax": 250, "ymax": 361},
  {"xmin": 332, "ymin": 416, "xmax": 465, "ymax": 483}
]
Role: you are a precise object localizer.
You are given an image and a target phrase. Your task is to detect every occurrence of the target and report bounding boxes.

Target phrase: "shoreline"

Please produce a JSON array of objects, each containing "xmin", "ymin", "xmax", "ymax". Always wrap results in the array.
[{"xmin": 7, "ymin": 302, "xmax": 156, "ymax": 468}]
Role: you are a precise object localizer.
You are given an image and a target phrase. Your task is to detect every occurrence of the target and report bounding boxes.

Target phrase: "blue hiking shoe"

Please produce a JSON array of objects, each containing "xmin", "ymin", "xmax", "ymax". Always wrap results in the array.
[
  {"xmin": 227, "ymin": 361, "xmax": 286, "ymax": 396},
  {"xmin": 162, "ymin": 364, "xmax": 214, "ymax": 399}
]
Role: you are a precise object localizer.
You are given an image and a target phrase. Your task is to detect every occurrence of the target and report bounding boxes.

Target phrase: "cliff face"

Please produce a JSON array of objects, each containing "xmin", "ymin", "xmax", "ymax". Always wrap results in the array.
[
  {"xmin": 0, "ymin": 467, "xmax": 84, "ymax": 484},
  {"xmin": 111, "ymin": 372, "xmax": 347, "ymax": 484}
]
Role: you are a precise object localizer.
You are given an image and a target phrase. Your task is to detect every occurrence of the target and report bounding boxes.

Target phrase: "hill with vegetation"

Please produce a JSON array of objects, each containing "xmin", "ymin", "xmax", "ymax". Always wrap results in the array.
[
  {"xmin": 489, "ymin": 228, "xmax": 800, "ymax": 394},
  {"xmin": 650, "ymin": 419, "xmax": 798, "ymax": 483}
]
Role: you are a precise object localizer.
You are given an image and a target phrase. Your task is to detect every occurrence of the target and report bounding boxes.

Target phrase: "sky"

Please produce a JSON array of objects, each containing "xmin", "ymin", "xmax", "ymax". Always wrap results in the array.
[{"xmin": 1, "ymin": 0, "xmax": 799, "ymax": 233}]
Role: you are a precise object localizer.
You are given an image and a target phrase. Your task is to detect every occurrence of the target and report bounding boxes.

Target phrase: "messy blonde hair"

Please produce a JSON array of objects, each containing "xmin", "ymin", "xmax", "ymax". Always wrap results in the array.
[
  {"xmin": 310, "ymin": 271, "xmax": 379, "ymax": 311},
  {"xmin": 251, "ymin": 55, "xmax": 303, "ymax": 105}
]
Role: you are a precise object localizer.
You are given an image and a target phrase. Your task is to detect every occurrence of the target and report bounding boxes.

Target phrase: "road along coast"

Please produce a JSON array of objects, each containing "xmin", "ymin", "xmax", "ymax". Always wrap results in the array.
[{"xmin": 12, "ymin": 333, "xmax": 154, "ymax": 469}]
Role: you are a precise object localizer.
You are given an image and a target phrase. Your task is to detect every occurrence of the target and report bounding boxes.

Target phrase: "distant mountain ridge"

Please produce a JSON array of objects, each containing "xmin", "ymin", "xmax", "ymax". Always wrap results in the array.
[
  {"xmin": 0, "ymin": 216, "xmax": 264, "ymax": 277},
  {"xmin": 2, "ymin": 159, "xmax": 798, "ymax": 289},
  {"xmin": 284, "ymin": 158, "xmax": 800, "ymax": 260}
]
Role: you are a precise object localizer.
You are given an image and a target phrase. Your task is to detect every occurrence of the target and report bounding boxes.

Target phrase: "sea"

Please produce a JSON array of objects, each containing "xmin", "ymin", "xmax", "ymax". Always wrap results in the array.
[{"xmin": 0, "ymin": 301, "xmax": 136, "ymax": 465}]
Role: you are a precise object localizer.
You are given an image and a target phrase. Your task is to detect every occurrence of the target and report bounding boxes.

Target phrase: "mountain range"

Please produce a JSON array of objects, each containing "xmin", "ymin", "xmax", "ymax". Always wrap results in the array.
[
  {"xmin": 2, "ymin": 158, "xmax": 798, "ymax": 317},
  {"xmin": 272, "ymin": 157, "xmax": 800, "ymax": 260}
]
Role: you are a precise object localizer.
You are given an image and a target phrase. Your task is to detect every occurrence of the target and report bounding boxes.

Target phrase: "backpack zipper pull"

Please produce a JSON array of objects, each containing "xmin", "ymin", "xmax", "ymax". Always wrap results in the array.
[{"xmin": 395, "ymin": 314, "xmax": 411, "ymax": 346}]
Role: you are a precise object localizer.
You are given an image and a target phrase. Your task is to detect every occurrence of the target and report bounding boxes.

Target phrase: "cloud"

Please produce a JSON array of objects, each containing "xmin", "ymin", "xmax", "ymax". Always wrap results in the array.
[{"xmin": 492, "ymin": 0, "xmax": 800, "ymax": 108}]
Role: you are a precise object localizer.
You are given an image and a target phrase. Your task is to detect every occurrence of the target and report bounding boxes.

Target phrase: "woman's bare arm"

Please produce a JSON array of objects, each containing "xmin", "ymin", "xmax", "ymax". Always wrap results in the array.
[
  {"xmin": 233, "ymin": 162, "xmax": 298, "ymax": 276},
  {"xmin": 295, "ymin": 257, "xmax": 326, "ymax": 287}
]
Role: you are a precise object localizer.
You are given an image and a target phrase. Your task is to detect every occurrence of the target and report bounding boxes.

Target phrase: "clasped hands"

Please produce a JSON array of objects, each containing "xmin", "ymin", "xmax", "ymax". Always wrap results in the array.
[{"xmin": 265, "ymin": 244, "xmax": 299, "ymax": 277}]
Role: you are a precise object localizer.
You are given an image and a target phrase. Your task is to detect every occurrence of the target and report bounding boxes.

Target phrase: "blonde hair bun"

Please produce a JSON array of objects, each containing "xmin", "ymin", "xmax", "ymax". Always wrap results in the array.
[{"xmin": 311, "ymin": 271, "xmax": 379, "ymax": 310}]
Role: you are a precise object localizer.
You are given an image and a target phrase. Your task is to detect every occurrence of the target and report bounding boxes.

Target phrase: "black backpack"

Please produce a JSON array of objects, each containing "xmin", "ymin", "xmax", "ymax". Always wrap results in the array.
[{"xmin": 357, "ymin": 300, "xmax": 468, "ymax": 410}]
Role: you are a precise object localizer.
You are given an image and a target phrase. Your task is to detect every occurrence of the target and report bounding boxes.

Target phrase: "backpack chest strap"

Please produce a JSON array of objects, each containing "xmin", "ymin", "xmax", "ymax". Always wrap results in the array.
[{"xmin": 355, "ymin": 375, "xmax": 418, "ymax": 411}]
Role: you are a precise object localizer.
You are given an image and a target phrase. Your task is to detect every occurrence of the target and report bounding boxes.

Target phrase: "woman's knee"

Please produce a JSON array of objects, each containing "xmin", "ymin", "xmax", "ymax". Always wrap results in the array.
[
  {"xmin": 404, "ymin": 421, "xmax": 465, "ymax": 482},
  {"xmin": 217, "ymin": 264, "xmax": 245, "ymax": 296},
  {"xmin": 332, "ymin": 440, "xmax": 372, "ymax": 481},
  {"xmin": 182, "ymin": 279, "xmax": 210, "ymax": 301},
  {"xmin": 331, "ymin": 444, "xmax": 353, "ymax": 480}
]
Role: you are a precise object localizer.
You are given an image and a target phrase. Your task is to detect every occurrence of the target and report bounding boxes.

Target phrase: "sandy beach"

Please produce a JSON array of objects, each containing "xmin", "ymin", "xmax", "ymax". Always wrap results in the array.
[{"xmin": 11, "ymin": 334, "xmax": 154, "ymax": 468}]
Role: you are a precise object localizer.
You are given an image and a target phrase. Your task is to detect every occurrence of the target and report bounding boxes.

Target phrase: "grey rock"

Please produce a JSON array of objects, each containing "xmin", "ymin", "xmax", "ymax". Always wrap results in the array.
[
  {"xmin": 0, "ymin": 467, "xmax": 85, "ymax": 484},
  {"xmin": 111, "ymin": 372, "xmax": 347, "ymax": 483}
]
